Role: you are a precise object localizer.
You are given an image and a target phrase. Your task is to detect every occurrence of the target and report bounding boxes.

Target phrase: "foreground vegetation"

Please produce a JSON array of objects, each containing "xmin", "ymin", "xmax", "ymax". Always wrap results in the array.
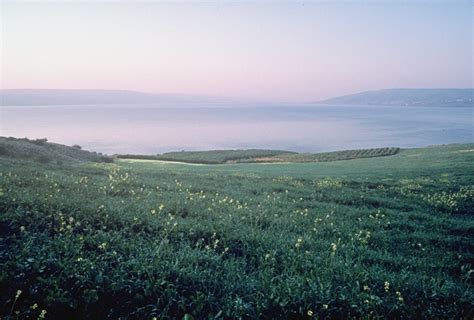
[
  {"xmin": 117, "ymin": 147, "xmax": 399, "ymax": 164},
  {"xmin": 0, "ymin": 143, "xmax": 473, "ymax": 319}
]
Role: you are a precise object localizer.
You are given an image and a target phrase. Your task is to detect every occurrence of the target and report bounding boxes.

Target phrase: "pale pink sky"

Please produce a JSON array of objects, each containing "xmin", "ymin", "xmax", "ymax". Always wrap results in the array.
[{"xmin": 1, "ymin": 1, "xmax": 472, "ymax": 102}]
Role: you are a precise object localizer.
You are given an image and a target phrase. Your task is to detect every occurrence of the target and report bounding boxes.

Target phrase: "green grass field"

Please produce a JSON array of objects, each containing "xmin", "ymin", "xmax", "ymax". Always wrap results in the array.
[
  {"xmin": 1, "ymin": 143, "xmax": 473, "ymax": 319},
  {"xmin": 116, "ymin": 147, "xmax": 399, "ymax": 164},
  {"xmin": 117, "ymin": 149, "xmax": 294, "ymax": 164}
]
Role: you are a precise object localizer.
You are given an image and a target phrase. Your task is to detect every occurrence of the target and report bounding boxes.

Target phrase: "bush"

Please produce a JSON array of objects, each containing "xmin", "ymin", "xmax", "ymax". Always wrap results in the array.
[
  {"xmin": 72, "ymin": 144, "xmax": 82, "ymax": 149},
  {"xmin": 0, "ymin": 145, "xmax": 9, "ymax": 156},
  {"xmin": 36, "ymin": 155, "xmax": 51, "ymax": 163},
  {"xmin": 99, "ymin": 156, "xmax": 114, "ymax": 163},
  {"xmin": 30, "ymin": 138, "xmax": 48, "ymax": 145}
]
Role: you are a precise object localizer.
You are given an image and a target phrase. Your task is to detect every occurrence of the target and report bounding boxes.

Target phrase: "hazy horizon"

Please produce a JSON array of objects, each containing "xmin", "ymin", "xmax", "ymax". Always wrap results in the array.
[
  {"xmin": 1, "ymin": 1, "xmax": 472, "ymax": 153},
  {"xmin": 2, "ymin": 1, "xmax": 472, "ymax": 102},
  {"xmin": 1, "ymin": 87, "xmax": 473, "ymax": 106}
]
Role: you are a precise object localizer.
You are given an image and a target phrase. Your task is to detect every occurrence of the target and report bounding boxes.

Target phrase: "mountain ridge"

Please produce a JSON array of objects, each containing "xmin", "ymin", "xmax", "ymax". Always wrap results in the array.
[
  {"xmin": 0, "ymin": 89, "xmax": 234, "ymax": 105},
  {"xmin": 1, "ymin": 88, "xmax": 473, "ymax": 107},
  {"xmin": 315, "ymin": 88, "xmax": 473, "ymax": 107}
]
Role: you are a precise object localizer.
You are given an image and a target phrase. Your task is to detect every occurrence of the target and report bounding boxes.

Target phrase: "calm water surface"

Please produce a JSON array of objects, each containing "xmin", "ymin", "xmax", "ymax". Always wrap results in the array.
[{"xmin": 1, "ymin": 104, "xmax": 472, "ymax": 154}]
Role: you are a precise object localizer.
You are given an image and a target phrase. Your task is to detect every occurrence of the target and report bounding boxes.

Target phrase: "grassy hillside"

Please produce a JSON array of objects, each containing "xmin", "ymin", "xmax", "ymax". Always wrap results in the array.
[
  {"xmin": 117, "ymin": 147, "xmax": 399, "ymax": 164},
  {"xmin": 240, "ymin": 147, "xmax": 400, "ymax": 163},
  {"xmin": 118, "ymin": 149, "xmax": 295, "ymax": 164},
  {"xmin": 0, "ymin": 137, "xmax": 113, "ymax": 164},
  {"xmin": 1, "ymin": 144, "xmax": 473, "ymax": 319}
]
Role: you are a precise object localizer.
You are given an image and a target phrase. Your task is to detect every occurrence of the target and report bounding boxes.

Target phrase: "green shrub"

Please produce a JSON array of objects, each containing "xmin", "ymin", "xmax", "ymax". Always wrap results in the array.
[
  {"xmin": 36, "ymin": 155, "xmax": 51, "ymax": 163},
  {"xmin": 100, "ymin": 155, "xmax": 114, "ymax": 163},
  {"xmin": 29, "ymin": 138, "xmax": 48, "ymax": 145},
  {"xmin": 0, "ymin": 145, "xmax": 9, "ymax": 156}
]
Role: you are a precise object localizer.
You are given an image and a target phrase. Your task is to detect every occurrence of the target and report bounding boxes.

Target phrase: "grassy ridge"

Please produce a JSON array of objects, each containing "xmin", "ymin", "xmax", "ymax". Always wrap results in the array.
[
  {"xmin": 0, "ymin": 144, "xmax": 473, "ymax": 319},
  {"xmin": 117, "ymin": 147, "xmax": 399, "ymax": 164},
  {"xmin": 0, "ymin": 137, "xmax": 113, "ymax": 164},
  {"xmin": 118, "ymin": 149, "xmax": 295, "ymax": 164},
  {"xmin": 242, "ymin": 147, "xmax": 400, "ymax": 163}
]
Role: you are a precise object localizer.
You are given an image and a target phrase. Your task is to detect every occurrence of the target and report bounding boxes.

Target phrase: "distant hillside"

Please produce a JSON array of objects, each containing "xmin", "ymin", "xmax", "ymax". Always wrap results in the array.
[
  {"xmin": 247, "ymin": 147, "xmax": 400, "ymax": 163},
  {"xmin": 0, "ymin": 89, "xmax": 231, "ymax": 106},
  {"xmin": 316, "ymin": 88, "xmax": 473, "ymax": 107},
  {"xmin": 0, "ymin": 137, "xmax": 113, "ymax": 163},
  {"xmin": 117, "ymin": 147, "xmax": 400, "ymax": 164},
  {"xmin": 118, "ymin": 149, "xmax": 294, "ymax": 164}
]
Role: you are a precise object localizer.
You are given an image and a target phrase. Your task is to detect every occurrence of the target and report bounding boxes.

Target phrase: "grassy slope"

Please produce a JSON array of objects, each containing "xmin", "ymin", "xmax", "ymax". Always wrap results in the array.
[
  {"xmin": 242, "ymin": 147, "xmax": 400, "ymax": 163},
  {"xmin": 121, "ymin": 144, "xmax": 472, "ymax": 180},
  {"xmin": 118, "ymin": 149, "xmax": 295, "ymax": 164},
  {"xmin": 0, "ymin": 137, "xmax": 113, "ymax": 164},
  {"xmin": 117, "ymin": 147, "xmax": 399, "ymax": 164},
  {"xmin": 0, "ymin": 144, "xmax": 473, "ymax": 319}
]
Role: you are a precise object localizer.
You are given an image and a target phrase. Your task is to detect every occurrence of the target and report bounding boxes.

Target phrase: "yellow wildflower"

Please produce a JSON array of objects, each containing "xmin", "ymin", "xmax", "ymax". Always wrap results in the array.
[
  {"xmin": 295, "ymin": 237, "xmax": 303, "ymax": 248},
  {"xmin": 39, "ymin": 309, "xmax": 47, "ymax": 319},
  {"xmin": 396, "ymin": 291, "xmax": 404, "ymax": 302}
]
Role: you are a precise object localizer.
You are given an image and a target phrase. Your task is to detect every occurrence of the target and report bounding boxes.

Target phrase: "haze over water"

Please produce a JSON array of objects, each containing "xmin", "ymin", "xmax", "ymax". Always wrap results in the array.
[
  {"xmin": 1, "ymin": 104, "xmax": 471, "ymax": 154},
  {"xmin": 1, "ymin": 1, "xmax": 472, "ymax": 154}
]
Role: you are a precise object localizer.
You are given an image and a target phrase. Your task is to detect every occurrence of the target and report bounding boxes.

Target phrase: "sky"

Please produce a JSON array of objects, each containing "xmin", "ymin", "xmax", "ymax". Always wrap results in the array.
[{"xmin": 1, "ymin": 0, "xmax": 472, "ymax": 102}]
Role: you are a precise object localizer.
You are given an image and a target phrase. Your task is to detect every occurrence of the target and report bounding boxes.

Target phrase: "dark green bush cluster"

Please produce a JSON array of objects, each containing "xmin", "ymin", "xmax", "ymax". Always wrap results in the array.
[
  {"xmin": 0, "ymin": 145, "xmax": 9, "ymax": 156},
  {"xmin": 115, "ymin": 154, "xmax": 161, "ymax": 161},
  {"xmin": 157, "ymin": 149, "xmax": 294, "ymax": 164},
  {"xmin": 274, "ymin": 147, "xmax": 400, "ymax": 163},
  {"xmin": 4, "ymin": 137, "xmax": 49, "ymax": 146},
  {"xmin": 118, "ymin": 149, "xmax": 294, "ymax": 164},
  {"xmin": 36, "ymin": 155, "xmax": 52, "ymax": 164},
  {"xmin": 28, "ymin": 138, "xmax": 48, "ymax": 146}
]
